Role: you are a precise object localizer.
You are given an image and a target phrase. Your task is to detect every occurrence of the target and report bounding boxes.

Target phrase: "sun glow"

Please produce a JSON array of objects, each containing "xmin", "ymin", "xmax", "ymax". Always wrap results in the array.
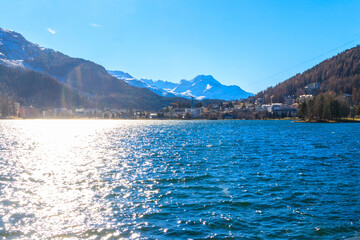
[
  {"xmin": 1, "ymin": 120, "xmax": 121, "ymax": 238},
  {"xmin": 0, "ymin": 120, "xmax": 163, "ymax": 239}
]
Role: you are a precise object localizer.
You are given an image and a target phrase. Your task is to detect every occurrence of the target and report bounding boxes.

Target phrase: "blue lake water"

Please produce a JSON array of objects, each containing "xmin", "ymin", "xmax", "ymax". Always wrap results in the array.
[{"xmin": 0, "ymin": 120, "xmax": 359, "ymax": 239}]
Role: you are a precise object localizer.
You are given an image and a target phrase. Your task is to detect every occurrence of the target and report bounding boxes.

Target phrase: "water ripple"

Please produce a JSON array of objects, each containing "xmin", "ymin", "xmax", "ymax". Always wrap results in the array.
[{"xmin": 0, "ymin": 120, "xmax": 359, "ymax": 239}]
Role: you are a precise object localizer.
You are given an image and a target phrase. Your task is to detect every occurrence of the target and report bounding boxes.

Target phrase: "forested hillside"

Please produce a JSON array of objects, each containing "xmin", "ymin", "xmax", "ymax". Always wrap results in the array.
[
  {"xmin": 0, "ymin": 64, "xmax": 189, "ymax": 111},
  {"xmin": 256, "ymin": 45, "xmax": 360, "ymax": 105},
  {"xmin": 0, "ymin": 64, "xmax": 90, "ymax": 108}
]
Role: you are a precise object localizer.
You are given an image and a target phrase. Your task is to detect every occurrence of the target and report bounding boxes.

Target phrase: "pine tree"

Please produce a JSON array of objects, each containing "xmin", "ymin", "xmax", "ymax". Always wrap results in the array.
[
  {"xmin": 315, "ymin": 94, "xmax": 325, "ymax": 120},
  {"xmin": 329, "ymin": 100, "xmax": 340, "ymax": 120},
  {"xmin": 356, "ymin": 103, "xmax": 360, "ymax": 115},
  {"xmin": 298, "ymin": 102, "xmax": 308, "ymax": 119}
]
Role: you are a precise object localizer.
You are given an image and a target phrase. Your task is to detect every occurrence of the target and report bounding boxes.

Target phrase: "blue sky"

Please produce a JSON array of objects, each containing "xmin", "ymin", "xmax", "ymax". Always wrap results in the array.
[{"xmin": 1, "ymin": 0, "xmax": 360, "ymax": 93}]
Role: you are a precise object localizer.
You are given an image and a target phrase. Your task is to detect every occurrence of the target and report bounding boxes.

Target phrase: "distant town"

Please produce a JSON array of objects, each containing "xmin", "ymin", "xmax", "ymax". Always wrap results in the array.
[{"xmin": 5, "ymin": 81, "xmax": 357, "ymax": 120}]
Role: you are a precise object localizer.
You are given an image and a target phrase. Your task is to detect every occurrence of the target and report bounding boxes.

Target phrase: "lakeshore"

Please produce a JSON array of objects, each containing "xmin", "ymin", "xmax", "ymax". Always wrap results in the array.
[{"xmin": 3, "ymin": 115, "xmax": 360, "ymax": 123}]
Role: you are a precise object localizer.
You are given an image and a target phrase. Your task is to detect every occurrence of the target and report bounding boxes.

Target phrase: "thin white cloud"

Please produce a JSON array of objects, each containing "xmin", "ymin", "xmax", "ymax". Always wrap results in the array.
[
  {"xmin": 90, "ymin": 23, "xmax": 102, "ymax": 28},
  {"xmin": 47, "ymin": 28, "xmax": 56, "ymax": 34}
]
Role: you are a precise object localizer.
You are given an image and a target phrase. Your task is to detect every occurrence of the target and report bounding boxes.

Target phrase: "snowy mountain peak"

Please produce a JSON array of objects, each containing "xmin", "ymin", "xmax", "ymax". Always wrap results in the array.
[
  {"xmin": 0, "ymin": 27, "xmax": 18, "ymax": 37},
  {"xmin": 188, "ymin": 75, "xmax": 223, "ymax": 90},
  {"xmin": 0, "ymin": 27, "xmax": 49, "ymax": 68},
  {"xmin": 107, "ymin": 70, "xmax": 134, "ymax": 80},
  {"xmin": 108, "ymin": 70, "xmax": 253, "ymax": 100},
  {"xmin": 191, "ymin": 75, "xmax": 221, "ymax": 86}
]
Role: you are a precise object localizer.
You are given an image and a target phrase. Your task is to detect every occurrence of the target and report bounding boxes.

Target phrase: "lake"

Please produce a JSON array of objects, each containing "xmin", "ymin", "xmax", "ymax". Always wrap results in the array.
[{"xmin": 0, "ymin": 120, "xmax": 359, "ymax": 239}]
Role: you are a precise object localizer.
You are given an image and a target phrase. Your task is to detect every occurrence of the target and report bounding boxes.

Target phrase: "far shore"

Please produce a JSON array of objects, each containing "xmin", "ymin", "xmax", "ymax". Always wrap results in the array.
[
  {"xmin": 294, "ymin": 118, "xmax": 360, "ymax": 123},
  {"xmin": 2, "ymin": 117, "xmax": 360, "ymax": 122}
]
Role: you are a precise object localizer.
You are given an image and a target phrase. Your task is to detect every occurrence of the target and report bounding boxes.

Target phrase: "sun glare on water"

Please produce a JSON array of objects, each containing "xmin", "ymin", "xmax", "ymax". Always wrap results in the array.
[{"xmin": 0, "ymin": 120, "xmax": 145, "ymax": 239}]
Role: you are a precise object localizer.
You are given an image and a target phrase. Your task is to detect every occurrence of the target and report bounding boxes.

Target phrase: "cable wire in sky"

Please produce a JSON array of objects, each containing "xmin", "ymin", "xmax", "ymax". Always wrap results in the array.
[{"xmin": 245, "ymin": 37, "xmax": 360, "ymax": 89}]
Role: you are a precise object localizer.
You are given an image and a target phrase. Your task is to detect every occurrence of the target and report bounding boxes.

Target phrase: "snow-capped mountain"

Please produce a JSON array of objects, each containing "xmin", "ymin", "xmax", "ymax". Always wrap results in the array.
[
  {"xmin": 141, "ymin": 79, "xmax": 178, "ymax": 90},
  {"xmin": 108, "ymin": 71, "xmax": 253, "ymax": 100},
  {"xmin": 171, "ymin": 75, "xmax": 253, "ymax": 100},
  {"xmin": 107, "ymin": 70, "xmax": 134, "ymax": 80},
  {"xmin": 128, "ymin": 79, "xmax": 177, "ymax": 97},
  {"xmin": 0, "ymin": 27, "xmax": 48, "ymax": 68},
  {"xmin": 105, "ymin": 70, "xmax": 176, "ymax": 97}
]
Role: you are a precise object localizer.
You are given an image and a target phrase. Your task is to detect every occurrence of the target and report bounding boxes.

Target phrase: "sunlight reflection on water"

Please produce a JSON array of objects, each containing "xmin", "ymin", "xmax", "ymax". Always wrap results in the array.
[
  {"xmin": 0, "ymin": 120, "xmax": 359, "ymax": 239},
  {"xmin": 0, "ymin": 120, "xmax": 157, "ymax": 239}
]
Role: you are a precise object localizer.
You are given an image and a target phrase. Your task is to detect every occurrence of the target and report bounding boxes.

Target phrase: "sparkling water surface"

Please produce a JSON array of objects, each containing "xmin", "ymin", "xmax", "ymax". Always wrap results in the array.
[{"xmin": 0, "ymin": 120, "xmax": 359, "ymax": 239}]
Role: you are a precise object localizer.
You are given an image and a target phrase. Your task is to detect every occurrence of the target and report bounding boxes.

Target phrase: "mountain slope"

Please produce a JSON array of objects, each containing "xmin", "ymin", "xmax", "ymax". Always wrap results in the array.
[
  {"xmin": 0, "ymin": 64, "xmax": 90, "ymax": 108},
  {"xmin": 0, "ymin": 27, "xmax": 187, "ymax": 110},
  {"xmin": 256, "ymin": 45, "xmax": 360, "ymax": 104},
  {"xmin": 106, "ymin": 70, "xmax": 134, "ymax": 80},
  {"xmin": 124, "ymin": 78, "xmax": 177, "ymax": 97},
  {"xmin": 141, "ymin": 79, "xmax": 178, "ymax": 90},
  {"xmin": 0, "ymin": 27, "xmax": 138, "ymax": 95}
]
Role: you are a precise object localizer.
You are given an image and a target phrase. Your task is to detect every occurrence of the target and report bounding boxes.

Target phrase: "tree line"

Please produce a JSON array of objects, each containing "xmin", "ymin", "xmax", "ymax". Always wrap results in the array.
[
  {"xmin": 298, "ymin": 92, "xmax": 360, "ymax": 121},
  {"xmin": 0, "ymin": 95, "xmax": 16, "ymax": 118}
]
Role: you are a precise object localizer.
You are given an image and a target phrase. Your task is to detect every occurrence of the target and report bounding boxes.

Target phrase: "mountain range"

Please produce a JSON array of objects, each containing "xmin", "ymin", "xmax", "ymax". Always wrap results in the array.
[
  {"xmin": 0, "ymin": 27, "xmax": 251, "ymax": 111},
  {"xmin": 108, "ymin": 70, "xmax": 253, "ymax": 101},
  {"xmin": 0, "ymin": 27, "xmax": 187, "ymax": 110}
]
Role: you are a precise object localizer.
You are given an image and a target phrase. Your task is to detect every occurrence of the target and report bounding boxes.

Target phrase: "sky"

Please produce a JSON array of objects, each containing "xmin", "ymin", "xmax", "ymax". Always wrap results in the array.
[{"xmin": 1, "ymin": 0, "xmax": 360, "ymax": 93}]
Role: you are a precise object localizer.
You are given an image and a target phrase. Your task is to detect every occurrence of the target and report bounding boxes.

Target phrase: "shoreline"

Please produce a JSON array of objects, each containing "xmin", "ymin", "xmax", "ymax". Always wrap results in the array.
[
  {"xmin": 294, "ymin": 119, "xmax": 360, "ymax": 123},
  {"xmin": 1, "ymin": 117, "xmax": 296, "ymax": 121},
  {"xmin": 2, "ymin": 117, "xmax": 360, "ymax": 122}
]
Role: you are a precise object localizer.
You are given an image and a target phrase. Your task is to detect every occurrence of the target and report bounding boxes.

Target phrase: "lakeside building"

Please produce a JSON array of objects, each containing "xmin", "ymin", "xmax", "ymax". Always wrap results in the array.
[
  {"xmin": 19, "ymin": 106, "xmax": 41, "ymax": 118},
  {"xmin": 298, "ymin": 94, "xmax": 314, "ymax": 103},
  {"xmin": 254, "ymin": 98, "xmax": 263, "ymax": 105},
  {"xmin": 272, "ymin": 105, "xmax": 298, "ymax": 117},
  {"xmin": 74, "ymin": 108, "xmax": 88, "ymax": 118},
  {"xmin": 284, "ymin": 95, "xmax": 296, "ymax": 105},
  {"xmin": 172, "ymin": 108, "xmax": 186, "ymax": 118},
  {"xmin": 304, "ymin": 82, "xmax": 320, "ymax": 95},
  {"xmin": 233, "ymin": 103, "xmax": 243, "ymax": 110},
  {"xmin": 149, "ymin": 113, "xmax": 158, "ymax": 119},
  {"xmin": 185, "ymin": 108, "xmax": 202, "ymax": 118},
  {"xmin": 44, "ymin": 108, "xmax": 74, "ymax": 118},
  {"xmin": 257, "ymin": 104, "xmax": 271, "ymax": 112}
]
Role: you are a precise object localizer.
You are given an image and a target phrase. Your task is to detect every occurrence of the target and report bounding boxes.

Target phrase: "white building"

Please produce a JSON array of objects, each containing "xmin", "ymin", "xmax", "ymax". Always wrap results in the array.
[{"xmin": 185, "ymin": 108, "xmax": 202, "ymax": 118}]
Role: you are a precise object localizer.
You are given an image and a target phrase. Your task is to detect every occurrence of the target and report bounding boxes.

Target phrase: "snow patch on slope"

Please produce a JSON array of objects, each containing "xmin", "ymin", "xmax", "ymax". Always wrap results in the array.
[
  {"xmin": 107, "ymin": 70, "xmax": 134, "ymax": 80},
  {"xmin": 0, "ymin": 59, "xmax": 25, "ymax": 67},
  {"xmin": 0, "ymin": 27, "xmax": 49, "ymax": 69}
]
